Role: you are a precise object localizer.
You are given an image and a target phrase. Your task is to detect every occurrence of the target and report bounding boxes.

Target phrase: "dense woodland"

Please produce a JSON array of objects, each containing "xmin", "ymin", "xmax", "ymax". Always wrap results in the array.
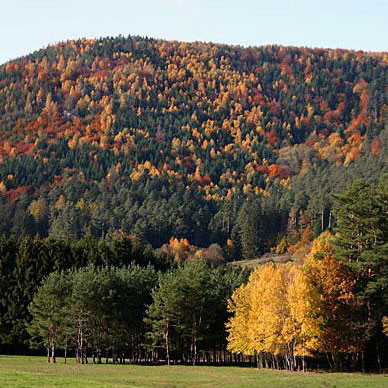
[
  {"xmin": 0, "ymin": 178, "xmax": 388, "ymax": 372},
  {"xmin": 0, "ymin": 35, "xmax": 387, "ymax": 255},
  {"xmin": 0, "ymin": 35, "xmax": 388, "ymax": 371}
]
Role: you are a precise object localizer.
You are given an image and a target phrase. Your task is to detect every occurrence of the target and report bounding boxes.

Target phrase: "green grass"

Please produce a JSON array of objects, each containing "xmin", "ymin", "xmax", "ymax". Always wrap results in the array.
[{"xmin": 0, "ymin": 356, "xmax": 387, "ymax": 387}]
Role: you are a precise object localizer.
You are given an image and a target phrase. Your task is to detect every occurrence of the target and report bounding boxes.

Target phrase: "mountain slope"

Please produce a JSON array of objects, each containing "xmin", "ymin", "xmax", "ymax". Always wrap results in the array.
[{"xmin": 0, "ymin": 35, "xmax": 387, "ymax": 250}]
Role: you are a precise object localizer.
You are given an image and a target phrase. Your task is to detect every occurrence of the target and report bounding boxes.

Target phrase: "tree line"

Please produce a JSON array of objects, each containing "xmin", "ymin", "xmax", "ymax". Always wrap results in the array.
[
  {"xmin": 28, "ymin": 262, "xmax": 248, "ymax": 365},
  {"xmin": 0, "ymin": 235, "xmax": 170, "ymax": 353}
]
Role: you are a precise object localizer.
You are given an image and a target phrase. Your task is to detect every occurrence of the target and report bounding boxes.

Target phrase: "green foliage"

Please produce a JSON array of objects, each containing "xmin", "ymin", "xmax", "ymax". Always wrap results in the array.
[
  {"xmin": 27, "ymin": 261, "xmax": 248, "ymax": 365},
  {"xmin": 28, "ymin": 264, "xmax": 158, "ymax": 363},
  {"xmin": 28, "ymin": 271, "xmax": 72, "ymax": 362},
  {"xmin": 145, "ymin": 262, "xmax": 248, "ymax": 365},
  {"xmin": 333, "ymin": 175, "xmax": 388, "ymax": 344},
  {"xmin": 0, "ymin": 235, "xmax": 170, "ymax": 353}
]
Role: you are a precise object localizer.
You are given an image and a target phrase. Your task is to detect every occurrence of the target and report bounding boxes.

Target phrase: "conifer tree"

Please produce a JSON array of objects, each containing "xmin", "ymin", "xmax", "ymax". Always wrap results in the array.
[{"xmin": 28, "ymin": 271, "xmax": 72, "ymax": 363}]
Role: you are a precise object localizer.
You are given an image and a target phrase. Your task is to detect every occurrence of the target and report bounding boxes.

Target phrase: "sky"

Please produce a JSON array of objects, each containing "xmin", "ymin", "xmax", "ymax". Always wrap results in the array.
[{"xmin": 1, "ymin": 0, "xmax": 387, "ymax": 64}]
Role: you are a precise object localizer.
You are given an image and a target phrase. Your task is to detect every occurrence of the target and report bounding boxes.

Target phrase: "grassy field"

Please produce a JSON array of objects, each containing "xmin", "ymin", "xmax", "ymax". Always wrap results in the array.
[
  {"xmin": 228, "ymin": 253, "xmax": 292, "ymax": 269},
  {"xmin": 1, "ymin": 356, "xmax": 387, "ymax": 387}
]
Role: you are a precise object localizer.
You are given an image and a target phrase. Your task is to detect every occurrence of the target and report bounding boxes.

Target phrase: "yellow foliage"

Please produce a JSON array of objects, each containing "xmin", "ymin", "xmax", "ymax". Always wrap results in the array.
[
  {"xmin": 29, "ymin": 199, "xmax": 47, "ymax": 219},
  {"xmin": 76, "ymin": 198, "xmax": 86, "ymax": 210},
  {"xmin": 227, "ymin": 284, "xmax": 252, "ymax": 354},
  {"xmin": 54, "ymin": 194, "xmax": 66, "ymax": 210},
  {"xmin": 284, "ymin": 267, "xmax": 322, "ymax": 357},
  {"xmin": 227, "ymin": 263, "xmax": 321, "ymax": 360},
  {"xmin": 169, "ymin": 237, "xmax": 191, "ymax": 262},
  {"xmin": 228, "ymin": 233, "xmax": 362, "ymax": 364},
  {"xmin": 383, "ymin": 317, "xmax": 388, "ymax": 337},
  {"xmin": 225, "ymin": 238, "xmax": 234, "ymax": 257},
  {"xmin": 130, "ymin": 170, "xmax": 143, "ymax": 182}
]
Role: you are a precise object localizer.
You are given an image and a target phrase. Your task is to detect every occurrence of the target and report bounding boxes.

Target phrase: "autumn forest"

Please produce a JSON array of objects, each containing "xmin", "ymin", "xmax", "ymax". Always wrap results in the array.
[{"xmin": 0, "ymin": 35, "xmax": 388, "ymax": 371}]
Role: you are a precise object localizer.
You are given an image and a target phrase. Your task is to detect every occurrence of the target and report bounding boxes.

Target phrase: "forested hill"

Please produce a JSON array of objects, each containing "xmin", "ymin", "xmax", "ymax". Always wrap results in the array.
[{"xmin": 0, "ymin": 35, "xmax": 387, "ymax": 254}]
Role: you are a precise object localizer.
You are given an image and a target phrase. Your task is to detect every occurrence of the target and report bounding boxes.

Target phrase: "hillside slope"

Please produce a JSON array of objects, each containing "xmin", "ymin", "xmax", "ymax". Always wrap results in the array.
[{"xmin": 0, "ymin": 35, "xmax": 387, "ymax": 252}]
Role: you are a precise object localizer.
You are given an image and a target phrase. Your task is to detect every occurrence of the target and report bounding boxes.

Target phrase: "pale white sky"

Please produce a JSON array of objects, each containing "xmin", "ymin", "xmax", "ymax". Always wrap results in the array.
[{"xmin": 1, "ymin": 0, "xmax": 387, "ymax": 64}]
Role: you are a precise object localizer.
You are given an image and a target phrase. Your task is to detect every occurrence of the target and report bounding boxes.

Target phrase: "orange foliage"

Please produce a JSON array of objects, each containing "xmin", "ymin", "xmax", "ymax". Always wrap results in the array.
[
  {"xmin": 5, "ymin": 186, "xmax": 31, "ymax": 203},
  {"xmin": 370, "ymin": 138, "xmax": 382, "ymax": 155},
  {"xmin": 267, "ymin": 164, "xmax": 290, "ymax": 179},
  {"xmin": 265, "ymin": 129, "xmax": 278, "ymax": 146}
]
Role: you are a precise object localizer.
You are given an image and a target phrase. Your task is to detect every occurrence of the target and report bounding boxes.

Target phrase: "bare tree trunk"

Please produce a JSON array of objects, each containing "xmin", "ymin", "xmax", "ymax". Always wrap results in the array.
[
  {"xmin": 361, "ymin": 352, "xmax": 365, "ymax": 373},
  {"xmin": 328, "ymin": 210, "xmax": 332, "ymax": 230},
  {"xmin": 80, "ymin": 329, "xmax": 84, "ymax": 364},
  {"xmin": 165, "ymin": 321, "xmax": 170, "ymax": 366},
  {"xmin": 325, "ymin": 352, "xmax": 333, "ymax": 369},
  {"xmin": 50, "ymin": 344, "xmax": 56, "ymax": 364},
  {"xmin": 76, "ymin": 325, "xmax": 83, "ymax": 364},
  {"xmin": 191, "ymin": 331, "xmax": 197, "ymax": 366}
]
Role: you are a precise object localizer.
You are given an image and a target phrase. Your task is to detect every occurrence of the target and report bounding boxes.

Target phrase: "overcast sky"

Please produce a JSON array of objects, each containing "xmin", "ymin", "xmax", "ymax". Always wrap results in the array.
[{"xmin": 1, "ymin": 0, "xmax": 387, "ymax": 64}]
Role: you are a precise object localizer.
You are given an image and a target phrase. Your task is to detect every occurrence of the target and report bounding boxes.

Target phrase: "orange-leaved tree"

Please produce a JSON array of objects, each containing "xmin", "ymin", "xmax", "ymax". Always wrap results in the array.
[{"xmin": 303, "ymin": 231, "xmax": 365, "ymax": 367}]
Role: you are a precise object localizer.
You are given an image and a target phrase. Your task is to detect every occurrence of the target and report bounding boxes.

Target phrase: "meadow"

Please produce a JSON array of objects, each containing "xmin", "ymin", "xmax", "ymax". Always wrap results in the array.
[{"xmin": 0, "ymin": 356, "xmax": 387, "ymax": 387}]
